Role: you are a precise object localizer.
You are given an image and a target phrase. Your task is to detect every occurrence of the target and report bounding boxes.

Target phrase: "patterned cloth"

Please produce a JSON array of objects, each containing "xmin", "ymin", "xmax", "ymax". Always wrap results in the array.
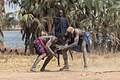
[
  {"xmin": 34, "ymin": 37, "xmax": 46, "ymax": 55},
  {"xmin": 81, "ymin": 32, "xmax": 92, "ymax": 47}
]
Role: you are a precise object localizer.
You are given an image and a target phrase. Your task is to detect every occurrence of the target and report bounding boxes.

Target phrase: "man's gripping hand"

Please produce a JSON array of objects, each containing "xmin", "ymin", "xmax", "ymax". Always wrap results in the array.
[{"xmin": 56, "ymin": 45, "xmax": 65, "ymax": 50}]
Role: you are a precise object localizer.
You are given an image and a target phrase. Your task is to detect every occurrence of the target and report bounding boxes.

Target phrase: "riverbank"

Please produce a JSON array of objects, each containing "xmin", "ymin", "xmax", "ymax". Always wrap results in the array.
[
  {"xmin": 3, "ymin": 29, "xmax": 21, "ymax": 31},
  {"xmin": 2, "ymin": 25, "xmax": 21, "ymax": 31}
]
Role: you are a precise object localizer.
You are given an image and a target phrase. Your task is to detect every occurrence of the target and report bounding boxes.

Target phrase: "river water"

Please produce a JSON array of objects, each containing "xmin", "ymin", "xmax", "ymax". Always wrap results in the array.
[{"xmin": 3, "ymin": 30, "xmax": 24, "ymax": 48}]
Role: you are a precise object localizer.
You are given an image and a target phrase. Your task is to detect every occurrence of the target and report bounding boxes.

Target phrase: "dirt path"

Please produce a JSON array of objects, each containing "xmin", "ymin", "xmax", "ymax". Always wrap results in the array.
[
  {"xmin": 0, "ymin": 71, "xmax": 120, "ymax": 80},
  {"xmin": 1, "ymin": 54, "xmax": 120, "ymax": 80}
]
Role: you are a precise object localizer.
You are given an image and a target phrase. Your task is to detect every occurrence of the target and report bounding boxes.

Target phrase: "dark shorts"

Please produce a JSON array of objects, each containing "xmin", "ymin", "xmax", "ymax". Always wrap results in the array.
[{"xmin": 34, "ymin": 39, "xmax": 46, "ymax": 56}]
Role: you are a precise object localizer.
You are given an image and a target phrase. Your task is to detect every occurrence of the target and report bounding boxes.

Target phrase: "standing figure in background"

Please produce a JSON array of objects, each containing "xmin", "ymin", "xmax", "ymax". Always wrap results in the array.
[
  {"xmin": 52, "ymin": 10, "xmax": 69, "ymax": 68},
  {"xmin": 52, "ymin": 10, "xmax": 69, "ymax": 37}
]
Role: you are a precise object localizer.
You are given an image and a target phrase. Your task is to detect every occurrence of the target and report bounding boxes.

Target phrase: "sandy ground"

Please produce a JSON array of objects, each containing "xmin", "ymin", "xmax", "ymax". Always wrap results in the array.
[
  {"xmin": 0, "ymin": 52, "xmax": 120, "ymax": 80},
  {"xmin": 0, "ymin": 71, "xmax": 120, "ymax": 80}
]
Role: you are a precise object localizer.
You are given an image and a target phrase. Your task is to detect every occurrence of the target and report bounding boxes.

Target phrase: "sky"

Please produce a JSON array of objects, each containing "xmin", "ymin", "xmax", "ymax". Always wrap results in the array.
[{"xmin": 4, "ymin": 0, "xmax": 20, "ymax": 13}]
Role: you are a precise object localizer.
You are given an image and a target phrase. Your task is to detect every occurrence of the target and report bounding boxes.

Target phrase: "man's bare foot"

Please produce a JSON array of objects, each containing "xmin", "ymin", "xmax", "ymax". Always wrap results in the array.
[
  {"xmin": 83, "ymin": 66, "xmax": 87, "ymax": 71},
  {"xmin": 59, "ymin": 66, "xmax": 69, "ymax": 71},
  {"xmin": 30, "ymin": 68, "xmax": 37, "ymax": 72}
]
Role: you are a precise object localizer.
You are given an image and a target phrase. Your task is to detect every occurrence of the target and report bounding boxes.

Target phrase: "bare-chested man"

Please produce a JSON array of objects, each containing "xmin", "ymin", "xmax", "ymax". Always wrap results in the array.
[
  {"xmin": 30, "ymin": 36, "xmax": 58, "ymax": 72},
  {"xmin": 58, "ymin": 26, "xmax": 90, "ymax": 70}
]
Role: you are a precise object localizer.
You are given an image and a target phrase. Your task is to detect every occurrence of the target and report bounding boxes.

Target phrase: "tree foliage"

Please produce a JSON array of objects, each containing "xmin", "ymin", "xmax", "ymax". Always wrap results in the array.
[{"xmin": 7, "ymin": 0, "xmax": 120, "ymax": 47}]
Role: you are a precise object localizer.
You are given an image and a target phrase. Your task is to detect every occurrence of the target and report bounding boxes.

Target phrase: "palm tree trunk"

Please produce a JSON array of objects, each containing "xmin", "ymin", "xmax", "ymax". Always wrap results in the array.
[
  {"xmin": 0, "ymin": 0, "xmax": 4, "ymax": 14},
  {"xmin": 0, "ymin": 0, "xmax": 4, "ymax": 28},
  {"xmin": 0, "ymin": 0, "xmax": 4, "ymax": 48}
]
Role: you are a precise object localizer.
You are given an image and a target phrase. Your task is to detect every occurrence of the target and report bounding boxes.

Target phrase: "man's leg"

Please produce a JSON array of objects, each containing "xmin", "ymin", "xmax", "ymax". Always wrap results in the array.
[
  {"xmin": 69, "ymin": 50, "xmax": 74, "ymax": 60},
  {"xmin": 40, "ymin": 54, "xmax": 53, "ymax": 71},
  {"xmin": 30, "ymin": 53, "xmax": 46, "ymax": 72},
  {"xmin": 59, "ymin": 50, "xmax": 69, "ymax": 71},
  {"xmin": 82, "ymin": 41, "xmax": 88, "ymax": 69}
]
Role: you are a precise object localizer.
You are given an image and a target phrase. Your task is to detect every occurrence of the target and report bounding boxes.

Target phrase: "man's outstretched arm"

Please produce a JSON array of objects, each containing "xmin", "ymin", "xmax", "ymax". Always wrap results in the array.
[
  {"xmin": 64, "ymin": 35, "xmax": 79, "ymax": 50},
  {"xmin": 57, "ymin": 34, "xmax": 79, "ymax": 51},
  {"xmin": 46, "ymin": 37, "xmax": 58, "ymax": 57}
]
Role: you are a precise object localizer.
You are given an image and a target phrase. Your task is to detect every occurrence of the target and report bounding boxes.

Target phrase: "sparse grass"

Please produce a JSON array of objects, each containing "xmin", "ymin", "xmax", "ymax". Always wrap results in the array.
[{"xmin": 0, "ymin": 52, "xmax": 120, "ymax": 72}]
